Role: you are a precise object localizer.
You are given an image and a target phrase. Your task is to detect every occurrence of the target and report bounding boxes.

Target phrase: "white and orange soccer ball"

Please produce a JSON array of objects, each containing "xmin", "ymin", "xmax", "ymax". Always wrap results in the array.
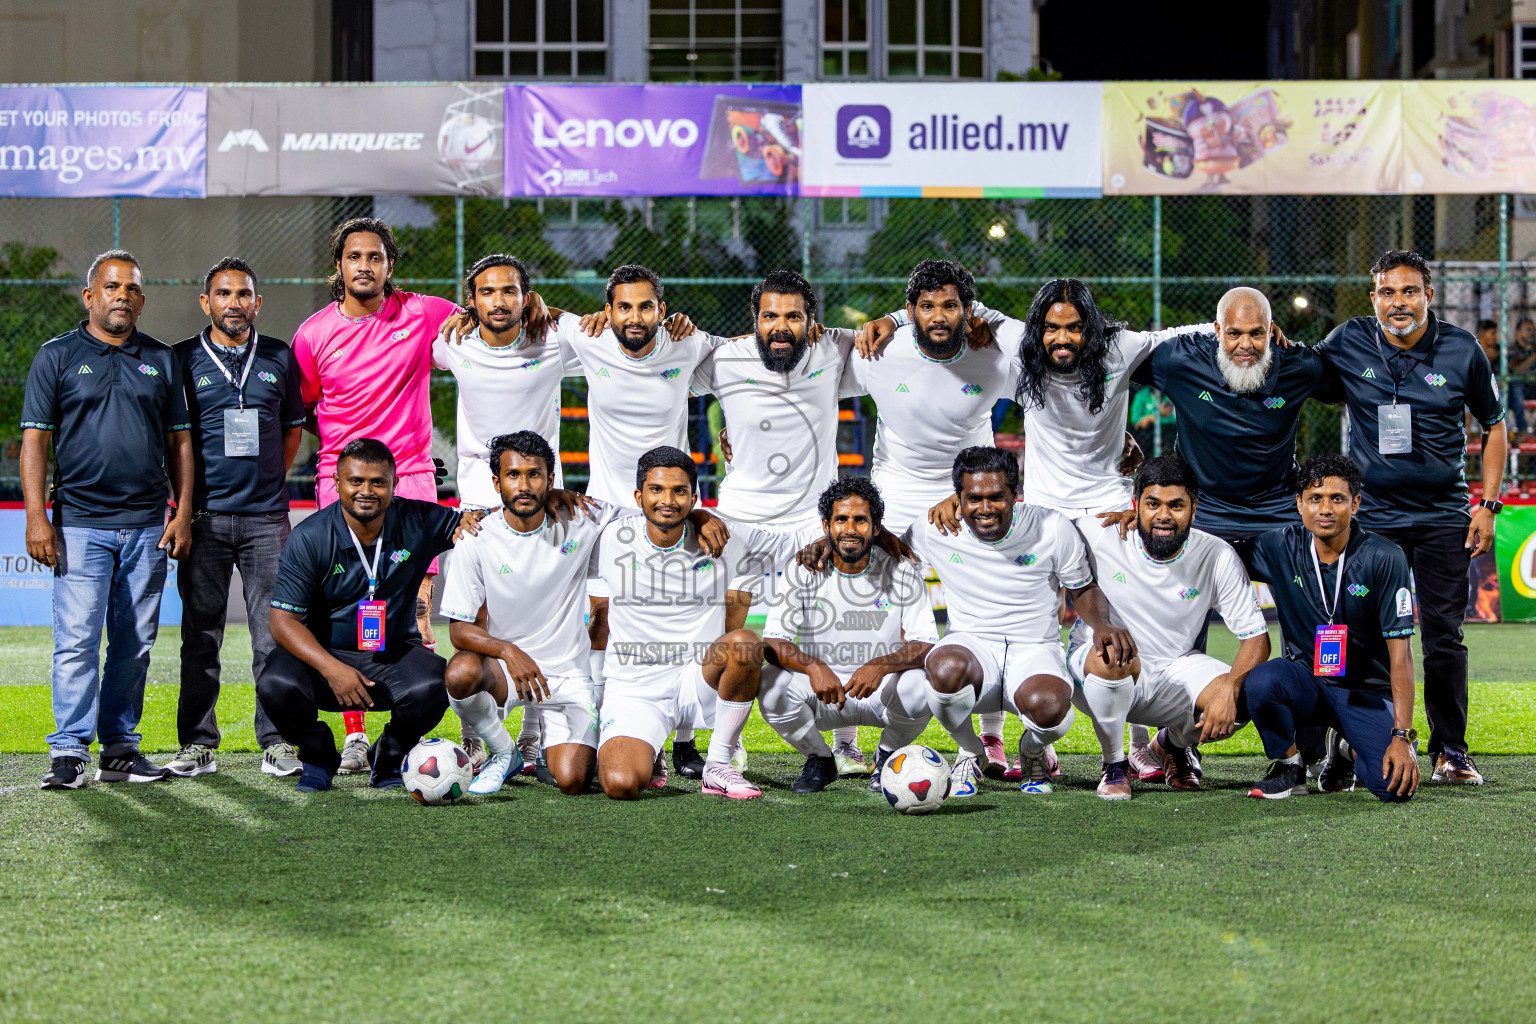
[
  {"xmin": 402, "ymin": 738, "xmax": 474, "ymax": 805},
  {"xmin": 878, "ymin": 744, "xmax": 951, "ymax": 815}
]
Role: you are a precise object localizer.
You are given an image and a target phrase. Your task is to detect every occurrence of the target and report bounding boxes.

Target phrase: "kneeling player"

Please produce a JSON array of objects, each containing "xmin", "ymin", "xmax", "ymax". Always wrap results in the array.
[
  {"xmin": 759, "ymin": 478, "xmax": 938, "ymax": 793},
  {"xmin": 1071, "ymin": 456, "xmax": 1271, "ymax": 800},
  {"xmin": 908, "ymin": 447, "xmax": 1135, "ymax": 796},
  {"xmin": 596, "ymin": 447, "xmax": 797, "ymax": 800}
]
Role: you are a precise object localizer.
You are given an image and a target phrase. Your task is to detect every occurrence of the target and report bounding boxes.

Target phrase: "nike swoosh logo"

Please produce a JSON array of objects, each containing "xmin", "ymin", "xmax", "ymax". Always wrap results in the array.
[{"xmin": 466, "ymin": 137, "xmax": 490, "ymax": 154}]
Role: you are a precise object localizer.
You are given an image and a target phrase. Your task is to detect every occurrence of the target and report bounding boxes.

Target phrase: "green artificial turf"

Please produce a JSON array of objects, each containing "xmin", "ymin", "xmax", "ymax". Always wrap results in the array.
[{"xmin": 1, "ymin": 751, "xmax": 1534, "ymax": 1022}]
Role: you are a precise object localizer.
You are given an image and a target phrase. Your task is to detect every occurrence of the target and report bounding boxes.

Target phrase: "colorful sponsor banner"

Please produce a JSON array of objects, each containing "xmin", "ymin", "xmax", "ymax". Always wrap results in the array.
[
  {"xmin": 1103, "ymin": 81, "xmax": 1402, "ymax": 196},
  {"xmin": 207, "ymin": 84, "xmax": 503, "ymax": 196},
  {"xmin": 1496, "ymin": 505, "xmax": 1536, "ymax": 623},
  {"xmin": 802, "ymin": 83, "xmax": 1102, "ymax": 197},
  {"xmin": 0, "ymin": 86, "xmax": 205, "ymax": 198},
  {"xmin": 1402, "ymin": 81, "xmax": 1536, "ymax": 194},
  {"xmin": 503, "ymin": 84, "xmax": 801, "ymax": 196},
  {"xmin": 0, "ymin": 511, "xmax": 180, "ymax": 627}
]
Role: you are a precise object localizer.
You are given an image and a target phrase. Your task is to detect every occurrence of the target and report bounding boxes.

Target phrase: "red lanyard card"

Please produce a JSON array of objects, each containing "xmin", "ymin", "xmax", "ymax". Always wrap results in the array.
[
  {"xmin": 357, "ymin": 600, "xmax": 386, "ymax": 651},
  {"xmin": 1313, "ymin": 624, "xmax": 1347, "ymax": 677}
]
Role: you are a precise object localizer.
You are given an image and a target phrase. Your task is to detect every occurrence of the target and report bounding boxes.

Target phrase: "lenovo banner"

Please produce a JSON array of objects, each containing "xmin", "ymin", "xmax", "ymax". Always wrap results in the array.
[
  {"xmin": 801, "ymin": 83, "xmax": 1102, "ymax": 197},
  {"xmin": 207, "ymin": 84, "xmax": 504, "ymax": 196},
  {"xmin": 504, "ymin": 84, "xmax": 802, "ymax": 196},
  {"xmin": 0, "ymin": 86, "xmax": 205, "ymax": 198}
]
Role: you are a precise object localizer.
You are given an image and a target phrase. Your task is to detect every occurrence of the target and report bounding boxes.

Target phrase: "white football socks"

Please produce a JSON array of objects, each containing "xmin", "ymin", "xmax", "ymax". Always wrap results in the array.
[
  {"xmin": 706, "ymin": 697, "xmax": 755, "ymax": 765},
  {"xmin": 589, "ymin": 649, "xmax": 606, "ymax": 712},
  {"xmin": 1019, "ymin": 706, "xmax": 1074, "ymax": 757},
  {"xmin": 1130, "ymin": 723, "xmax": 1152, "ymax": 746},
  {"xmin": 929, "ymin": 684, "xmax": 985, "ymax": 759},
  {"xmin": 449, "ymin": 690, "xmax": 512, "ymax": 756},
  {"xmin": 1082, "ymin": 673, "xmax": 1134, "ymax": 762},
  {"xmin": 832, "ymin": 725, "xmax": 859, "ymax": 749},
  {"xmin": 757, "ymin": 670, "xmax": 832, "ymax": 758},
  {"xmin": 979, "ymin": 710, "xmax": 1005, "ymax": 738}
]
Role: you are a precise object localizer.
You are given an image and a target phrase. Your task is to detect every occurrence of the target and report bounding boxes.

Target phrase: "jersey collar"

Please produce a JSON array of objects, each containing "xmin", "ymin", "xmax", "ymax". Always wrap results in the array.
[
  {"xmin": 964, "ymin": 505, "xmax": 1022, "ymax": 546},
  {"xmin": 912, "ymin": 334, "xmax": 965, "ymax": 365},
  {"xmin": 1132, "ymin": 528, "xmax": 1189, "ymax": 565},
  {"xmin": 76, "ymin": 321, "xmax": 144, "ymax": 356}
]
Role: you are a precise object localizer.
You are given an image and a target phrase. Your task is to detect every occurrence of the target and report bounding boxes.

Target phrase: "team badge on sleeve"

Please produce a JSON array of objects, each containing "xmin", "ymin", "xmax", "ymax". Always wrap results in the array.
[{"xmin": 1396, "ymin": 587, "xmax": 1414, "ymax": 616}]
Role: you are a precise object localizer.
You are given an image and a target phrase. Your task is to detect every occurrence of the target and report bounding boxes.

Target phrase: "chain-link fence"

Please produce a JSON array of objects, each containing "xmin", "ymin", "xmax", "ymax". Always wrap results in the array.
[{"xmin": 1, "ymin": 191, "xmax": 1525, "ymax": 499}]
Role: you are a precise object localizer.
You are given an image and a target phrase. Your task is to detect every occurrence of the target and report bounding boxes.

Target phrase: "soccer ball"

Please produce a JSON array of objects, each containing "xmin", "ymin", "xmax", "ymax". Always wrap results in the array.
[
  {"xmin": 437, "ymin": 112, "xmax": 498, "ymax": 176},
  {"xmin": 402, "ymin": 738, "xmax": 474, "ymax": 805},
  {"xmin": 878, "ymin": 744, "xmax": 951, "ymax": 815}
]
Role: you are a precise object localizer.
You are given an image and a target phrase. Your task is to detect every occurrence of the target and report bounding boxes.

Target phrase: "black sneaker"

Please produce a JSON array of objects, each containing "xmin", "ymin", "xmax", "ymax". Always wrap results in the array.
[
  {"xmin": 792, "ymin": 755, "xmax": 839, "ymax": 794},
  {"xmin": 534, "ymin": 745, "xmax": 555, "ymax": 786},
  {"xmin": 1317, "ymin": 729, "xmax": 1357, "ymax": 792},
  {"xmin": 296, "ymin": 762, "xmax": 333, "ymax": 793},
  {"xmin": 96, "ymin": 751, "xmax": 169, "ymax": 783},
  {"xmin": 672, "ymin": 739, "xmax": 706, "ymax": 780},
  {"xmin": 40, "ymin": 756, "xmax": 88, "ymax": 790},
  {"xmin": 869, "ymin": 745, "xmax": 893, "ymax": 792},
  {"xmin": 1248, "ymin": 759, "xmax": 1308, "ymax": 800}
]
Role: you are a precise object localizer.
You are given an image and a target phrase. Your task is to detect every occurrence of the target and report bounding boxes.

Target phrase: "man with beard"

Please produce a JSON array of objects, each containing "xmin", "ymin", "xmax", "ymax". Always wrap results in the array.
[
  {"xmin": 292, "ymin": 218, "xmax": 461, "ymax": 776},
  {"xmin": 1070, "ymin": 456, "xmax": 1271, "ymax": 800},
  {"xmin": 758, "ymin": 477, "xmax": 938, "ymax": 793},
  {"xmin": 259, "ymin": 439, "xmax": 485, "ymax": 793},
  {"xmin": 907, "ymin": 447, "xmax": 1135, "ymax": 797},
  {"xmin": 594, "ymin": 447, "xmax": 799, "ymax": 801},
  {"xmin": 1314, "ymin": 250, "xmax": 1506, "ymax": 786},
  {"xmin": 164, "ymin": 258, "xmax": 307, "ymax": 779}
]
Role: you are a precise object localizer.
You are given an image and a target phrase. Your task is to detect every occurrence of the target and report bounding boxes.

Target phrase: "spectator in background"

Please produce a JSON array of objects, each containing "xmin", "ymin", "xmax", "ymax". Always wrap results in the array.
[
  {"xmin": 161, "ymin": 258, "xmax": 307, "ymax": 780},
  {"xmin": 22, "ymin": 250, "xmax": 195, "ymax": 790},
  {"xmin": 1509, "ymin": 317, "xmax": 1535, "ymax": 440},
  {"xmin": 1130, "ymin": 386, "xmax": 1176, "ymax": 458}
]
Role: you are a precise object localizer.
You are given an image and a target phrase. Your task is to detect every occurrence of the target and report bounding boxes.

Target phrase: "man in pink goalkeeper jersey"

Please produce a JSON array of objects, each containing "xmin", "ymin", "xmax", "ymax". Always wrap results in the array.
[{"xmin": 292, "ymin": 217, "xmax": 457, "ymax": 775}]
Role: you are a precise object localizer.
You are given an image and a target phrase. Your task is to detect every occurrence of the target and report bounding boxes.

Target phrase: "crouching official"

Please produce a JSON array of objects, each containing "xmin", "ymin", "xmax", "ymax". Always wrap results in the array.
[
  {"xmin": 259, "ymin": 439, "xmax": 484, "ymax": 792},
  {"xmin": 1243, "ymin": 454, "xmax": 1420, "ymax": 803}
]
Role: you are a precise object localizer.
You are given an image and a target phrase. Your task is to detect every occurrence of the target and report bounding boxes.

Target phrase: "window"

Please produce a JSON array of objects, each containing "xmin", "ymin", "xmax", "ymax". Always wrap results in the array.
[
  {"xmin": 823, "ymin": 0, "xmax": 869, "ymax": 78},
  {"xmin": 886, "ymin": 0, "xmax": 983, "ymax": 80},
  {"xmin": 537, "ymin": 198, "xmax": 609, "ymax": 226},
  {"xmin": 819, "ymin": 196, "xmax": 874, "ymax": 227},
  {"xmin": 1518, "ymin": 23, "xmax": 1536, "ymax": 79},
  {"xmin": 473, "ymin": 0, "xmax": 607, "ymax": 79},
  {"xmin": 650, "ymin": 0, "xmax": 783, "ymax": 82}
]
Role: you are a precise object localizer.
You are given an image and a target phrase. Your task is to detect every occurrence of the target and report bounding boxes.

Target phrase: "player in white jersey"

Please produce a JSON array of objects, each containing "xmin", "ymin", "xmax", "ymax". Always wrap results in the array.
[
  {"xmin": 1069, "ymin": 455, "xmax": 1271, "ymax": 800},
  {"xmin": 759, "ymin": 477, "xmax": 938, "ymax": 793},
  {"xmin": 908, "ymin": 447, "xmax": 1136, "ymax": 797},
  {"xmin": 595, "ymin": 446, "xmax": 799, "ymax": 801},
  {"xmin": 432, "ymin": 256, "xmax": 579, "ymax": 509}
]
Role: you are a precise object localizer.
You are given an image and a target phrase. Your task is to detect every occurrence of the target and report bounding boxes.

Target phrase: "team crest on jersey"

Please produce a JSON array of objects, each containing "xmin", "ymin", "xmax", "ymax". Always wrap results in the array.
[
  {"xmin": 1104, "ymin": 372, "xmax": 1115, "ymax": 382},
  {"xmin": 559, "ymin": 539, "xmax": 580, "ymax": 555},
  {"xmin": 391, "ymin": 329, "xmax": 410, "ymax": 341},
  {"xmin": 258, "ymin": 370, "xmax": 278, "ymax": 384},
  {"xmin": 871, "ymin": 596, "xmax": 891, "ymax": 610},
  {"xmin": 1293, "ymin": 574, "xmax": 1304, "ymax": 587},
  {"xmin": 1424, "ymin": 372, "xmax": 1447, "ymax": 387},
  {"xmin": 517, "ymin": 359, "xmax": 542, "ymax": 371},
  {"xmin": 961, "ymin": 384, "xmax": 983, "ymax": 395},
  {"xmin": 77, "ymin": 364, "xmax": 93, "ymax": 374},
  {"xmin": 196, "ymin": 375, "xmax": 214, "ymax": 388},
  {"xmin": 1112, "ymin": 571, "xmax": 1128, "ymax": 584},
  {"xmin": 1362, "ymin": 367, "xmax": 1377, "ymax": 379},
  {"xmin": 460, "ymin": 358, "xmax": 471, "ymax": 369},
  {"xmin": 807, "ymin": 368, "xmax": 825, "ymax": 379},
  {"xmin": 660, "ymin": 367, "xmax": 682, "ymax": 380},
  {"xmin": 1198, "ymin": 390, "xmax": 1213, "ymax": 402},
  {"xmin": 1014, "ymin": 554, "xmax": 1037, "ymax": 566},
  {"xmin": 498, "ymin": 563, "xmax": 513, "ymax": 575},
  {"xmin": 1178, "ymin": 587, "xmax": 1200, "ymax": 600},
  {"xmin": 691, "ymin": 558, "xmax": 715, "ymax": 573},
  {"xmin": 1264, "ymin": 396, "xmax": 1286, "ymax": 409},
  {"xmin": 390, "ymin": 549, "xmax": 411, "ymax": 564},
  {"xmin": 136, "ymin": 364, "xmax": 160, "ymax": 376},
  {"xmin": 895, "ymin": 383, "xmax": 910, "ymax": 393},
  {"xmin": 948, "ymin": 553, "xmax": 963, "ymax": 564},
  {"xmin": 744, "ymin": 376, "xmax": 758, "ymax": 385},
  {"xmin": 1347, "ymin": 583, "xmax": 1370, "ymax": 597},
  {"xmin": 332, "ymin": 563, "xmax": 345, "ymax": 576},
  {"xmin": 597, "ymin": 367, "xmax": 611, "ymax": 377}
]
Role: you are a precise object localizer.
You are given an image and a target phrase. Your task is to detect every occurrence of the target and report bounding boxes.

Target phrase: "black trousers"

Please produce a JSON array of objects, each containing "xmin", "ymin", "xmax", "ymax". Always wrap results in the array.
[
  {"xmin": 256, "ymin": 644, "xmax": 448, "ymax": 778},
  {"xmin": 177, "ymin": 512, "xmax": 289, "ymax": 749},
  {"xmin": 1374, "ymin": 525, "xmax": 1470, "ymax": 758}
]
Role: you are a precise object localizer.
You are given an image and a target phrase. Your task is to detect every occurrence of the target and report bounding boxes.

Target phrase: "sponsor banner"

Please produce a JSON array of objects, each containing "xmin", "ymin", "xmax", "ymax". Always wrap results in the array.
[
  {"xmin": 802, "ymin": 83, "xmax": 1101, "ymax": 197},
  {"xmin": 504, "ymin": 84, "xmax": 801, "ymax": 196},
  {"xmin": 0, "ymin": 86, "xmax": 205, "ymax": 198},
  {"xmin": 0, "ymin": 510, "xmax": 180, "ymax": 627},
  {"xmin": 207, "ymin": 84, "xmax": 503, "ymax": 196},
  {"xmin": 1102, "ymin": 81, "xmax": 1402, "ymax": 195},
  {"xmin": 1496, "ymin": 505, "xmax": 1536, "ymax": 623},
  {"xmin": 1402, "ymin": 81, "xmax": 1536, "ymax": 194}
]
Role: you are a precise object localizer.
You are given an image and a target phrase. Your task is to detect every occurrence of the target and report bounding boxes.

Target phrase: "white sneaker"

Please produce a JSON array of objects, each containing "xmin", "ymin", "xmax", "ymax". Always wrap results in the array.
[
  {"xmin": 161, "ymin": 744, "xmax": 216, "ymax": 777},
  {"xmin": 467, "ymin": 749, "xmax": 522, "ymax": 795},
  {"xmin": 949, "ymin": 752, "xmax": 982, "ymax": 798},
  {"xmin": 701, "ymin": 760, "xmax": 761, "ymax": 799},
  {"xmin": 832, "ymin": 739, "xmax": 870, "ymax": 776},
  {"xmin": 337, "ymin": 732, "xmax": 370, "ymax": 774}
]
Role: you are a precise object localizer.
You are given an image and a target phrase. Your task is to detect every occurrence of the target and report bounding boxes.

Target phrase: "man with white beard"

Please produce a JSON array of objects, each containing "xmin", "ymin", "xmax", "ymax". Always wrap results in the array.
[{"xmin": 1117, "ymin": 286, "xmax": 1341, "ymax": 572}]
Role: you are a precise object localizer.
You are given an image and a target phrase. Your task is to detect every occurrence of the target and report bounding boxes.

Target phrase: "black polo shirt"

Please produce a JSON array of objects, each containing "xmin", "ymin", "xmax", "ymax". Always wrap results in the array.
[
  {"xmin": 270, "ymin": 498, "xmax": 460, "ymax": 652},
  {"xmin": 1134, "ymin": 331, "xmax": 1341, "ymax": 537},
  {"xmin": 1316, "ymin": 313, "xmax": 1504, "ymax": 530},
  {"xmin": 20, "ymin": 322, "xmax": 191, "ymax": 530},
  {"xmin": 174, "ymin": 330, "xmax": 307, "ymax": 515},
  {"xmin": 1248, "ymin": 525, "xmax": 1415, "ymax": 695}
]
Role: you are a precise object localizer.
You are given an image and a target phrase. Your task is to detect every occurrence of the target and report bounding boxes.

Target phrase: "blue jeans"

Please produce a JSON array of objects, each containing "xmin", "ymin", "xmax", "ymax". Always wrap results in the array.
[
  {"xmin": 1509, "ymin": 380, "xmax": 1528, "ymax": 433},
  {"xmin": 49, "ymin": 526, "xmax": 168, "ymax": 760}
]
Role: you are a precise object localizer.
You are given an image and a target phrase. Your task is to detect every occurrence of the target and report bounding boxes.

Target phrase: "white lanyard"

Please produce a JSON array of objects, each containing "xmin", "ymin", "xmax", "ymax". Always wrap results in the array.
[
  {"xmin": 199, "ymin": 329, "xmax": 259, "ymax": 409},
  {"xmin": 348, "ymin": 525, "xmax": 384, "ymax": 601},
  {"xmin": 1309, "ymin": 541, "xmax": 1346, "ymax": 625}
]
